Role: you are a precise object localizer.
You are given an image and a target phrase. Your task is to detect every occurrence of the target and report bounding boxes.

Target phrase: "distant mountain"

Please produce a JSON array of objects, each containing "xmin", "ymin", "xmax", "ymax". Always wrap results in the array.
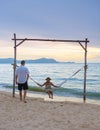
[
  {"xmin": 0, "ymin": 58, "xmax": 75, "ymax": 64},
  {"xmin": 0, "ymin": 58, "xmax": 58, "ymax": 64},
  {"xmin": 0, "ymin": 58, "xmax": 15, "ymax": 64},
  {"xmin": 26, "ymin": 58, "xmax": 58, "ymax": 63}
]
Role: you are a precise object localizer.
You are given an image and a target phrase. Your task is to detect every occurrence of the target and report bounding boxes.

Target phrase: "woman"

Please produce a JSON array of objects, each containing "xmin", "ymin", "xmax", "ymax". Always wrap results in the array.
[{"xmin": 37, "ymin": 77, "xmax": 59, "ymax": 99}]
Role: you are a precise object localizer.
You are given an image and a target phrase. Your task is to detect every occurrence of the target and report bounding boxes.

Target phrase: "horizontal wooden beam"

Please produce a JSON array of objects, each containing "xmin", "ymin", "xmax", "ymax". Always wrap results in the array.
[{"xmin": 12, "ymin": 38, "xmax": 89, "ymax": 43}]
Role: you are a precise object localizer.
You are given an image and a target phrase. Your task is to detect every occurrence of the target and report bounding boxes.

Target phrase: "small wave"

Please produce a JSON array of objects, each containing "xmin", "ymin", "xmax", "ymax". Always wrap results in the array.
[
  {"xmin": 55, "ymin": 87, "xmax": 100, "ymax": 100},
  {"xmin": 53, "ymin": 71, "xmax": 59, "ymax": 73},
  {"xmin": 86, "ymin": 92, "xmax": 100, "ymax": 100},
  {"xmin": 0, "ymin": 83, "xmax": 10, "ymax": 87},
  {"xmin": 54, "ymin": 78, "xmax": 68, "ymax": 80},
  {"xmin": 54, "ymin": 78, "xmax": 83, "ymax": 82},
  {"xmin": 91, "ymin": 75, "xmax": 100, "ymax": 78},
  {"xmin": 76, "ymin": 91, "xmax": 100, "ymax": 100},
  {"xmin": 0, "ymin": 83, "xmax": 13, "ymax": 89},
  {"xmin": 69, "ymin": 78, "xmax": 83, "ymax": 81},
  {"xmin": 87, "ymin": 79, "xmax": 99, "ymax": 82}
]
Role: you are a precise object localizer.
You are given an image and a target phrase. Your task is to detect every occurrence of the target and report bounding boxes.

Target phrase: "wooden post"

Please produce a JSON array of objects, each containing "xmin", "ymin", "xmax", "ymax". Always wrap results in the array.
[
  {"xmin": 83, "ymin": 38, "xmax": 88, "ymax": 103},
  {"xmin": 13, "ymin": 33, "xmax": 17, "ymax": 97}
]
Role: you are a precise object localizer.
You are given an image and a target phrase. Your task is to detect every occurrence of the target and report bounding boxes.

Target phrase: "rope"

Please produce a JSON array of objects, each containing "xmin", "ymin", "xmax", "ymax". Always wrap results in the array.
[
  {"xmin": 30, "ymin": 77, "xmax": 40, "ymax": 86},
  {"xmin": 58, "ymin": 67, "xmax": 83, "ymax": 87}
]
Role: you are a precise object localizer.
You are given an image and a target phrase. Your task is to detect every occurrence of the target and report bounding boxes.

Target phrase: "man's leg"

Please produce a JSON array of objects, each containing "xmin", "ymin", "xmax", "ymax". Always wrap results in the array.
[
  {"xmin": 23, "ymin": 90, "xmax": 27, "ymax": 103},
  {"xmin": 18, "ymin": 83, "xmax": 22, "ymax": 101},
  {"xmin": 19, "ymin": 90, "xmax": 22, "ymax": 101},
  {"xmin": 23, "ymin": 82, "xmax": 28, "ymax": 103}
]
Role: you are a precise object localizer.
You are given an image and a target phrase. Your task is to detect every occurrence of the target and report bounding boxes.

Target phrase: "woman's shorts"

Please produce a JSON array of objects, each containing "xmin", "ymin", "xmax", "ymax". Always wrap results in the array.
[{"xmin": 45, "ymin": 89, "xmax": 53, "ymax": 92}]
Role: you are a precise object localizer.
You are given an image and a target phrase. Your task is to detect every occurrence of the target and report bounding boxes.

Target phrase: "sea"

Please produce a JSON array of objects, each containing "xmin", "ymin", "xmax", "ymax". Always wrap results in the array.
[{"xmin": 0, "ymin": 63, "xmax": 100, "ymax": 103}]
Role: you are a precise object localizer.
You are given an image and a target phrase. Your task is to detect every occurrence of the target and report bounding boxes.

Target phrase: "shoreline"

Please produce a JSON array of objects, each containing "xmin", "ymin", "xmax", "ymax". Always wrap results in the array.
[
  {"xmin": 0, "ymin": 84, "xmax": 100, "ymax": 102},
  {"xmin": 27, "ymin": 91, "xmax": 100, "ymax": 105},
  {"xmin": 0, "ymin": 91, "xmax": 100, "ymax": 130},
  {"xmin": 0, "ymin": 89, "xmax": 100, "ymax": 105}
]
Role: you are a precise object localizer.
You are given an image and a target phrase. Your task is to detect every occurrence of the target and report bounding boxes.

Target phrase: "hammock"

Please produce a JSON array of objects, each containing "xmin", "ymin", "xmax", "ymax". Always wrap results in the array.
[
  {"xmin": 30, "ymin": 66, "xmax": 83, "ymax": 88},
  {"xmin": 30, "ymin": 77, "xmax": 58, "ymax": 91}
]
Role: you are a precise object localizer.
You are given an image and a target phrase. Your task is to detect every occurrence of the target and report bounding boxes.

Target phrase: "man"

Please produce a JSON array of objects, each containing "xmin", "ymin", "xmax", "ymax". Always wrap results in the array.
[{"xmin": 15, "ymin": 60, "xmax": 29, "ymax": 103}]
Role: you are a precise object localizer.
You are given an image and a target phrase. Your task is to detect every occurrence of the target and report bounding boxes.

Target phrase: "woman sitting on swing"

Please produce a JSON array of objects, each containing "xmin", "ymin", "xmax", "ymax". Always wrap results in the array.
[{"xmin": 37, "ymin": 77, "xmax": 59, "ymax": 99}]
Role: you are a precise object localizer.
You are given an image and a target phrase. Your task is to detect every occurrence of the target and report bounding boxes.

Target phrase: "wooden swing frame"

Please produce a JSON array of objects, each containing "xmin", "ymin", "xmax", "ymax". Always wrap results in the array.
[{"xmin": 12, "ymin": 33, "xmax": 89, "ymax": 102}]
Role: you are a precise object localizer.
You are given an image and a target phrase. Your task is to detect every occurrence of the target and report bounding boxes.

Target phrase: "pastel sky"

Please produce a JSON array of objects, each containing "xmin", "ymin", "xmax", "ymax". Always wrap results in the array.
[{"xmin": 0, "ymin": 0, "xmax": 100, "ymax": 62}]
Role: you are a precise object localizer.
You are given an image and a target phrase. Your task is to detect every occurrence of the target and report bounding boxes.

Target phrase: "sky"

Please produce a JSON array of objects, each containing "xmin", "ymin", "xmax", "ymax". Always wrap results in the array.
[{"xmin": 0, "ymin": 0, "xmax": 100, "ymax": 62}]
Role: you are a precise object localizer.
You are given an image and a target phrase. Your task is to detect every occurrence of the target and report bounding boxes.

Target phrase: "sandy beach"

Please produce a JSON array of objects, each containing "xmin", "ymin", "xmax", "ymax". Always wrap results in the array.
[{"xmin": 0, "ymin": 91, "xmax": 100, "ymax": 130}]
